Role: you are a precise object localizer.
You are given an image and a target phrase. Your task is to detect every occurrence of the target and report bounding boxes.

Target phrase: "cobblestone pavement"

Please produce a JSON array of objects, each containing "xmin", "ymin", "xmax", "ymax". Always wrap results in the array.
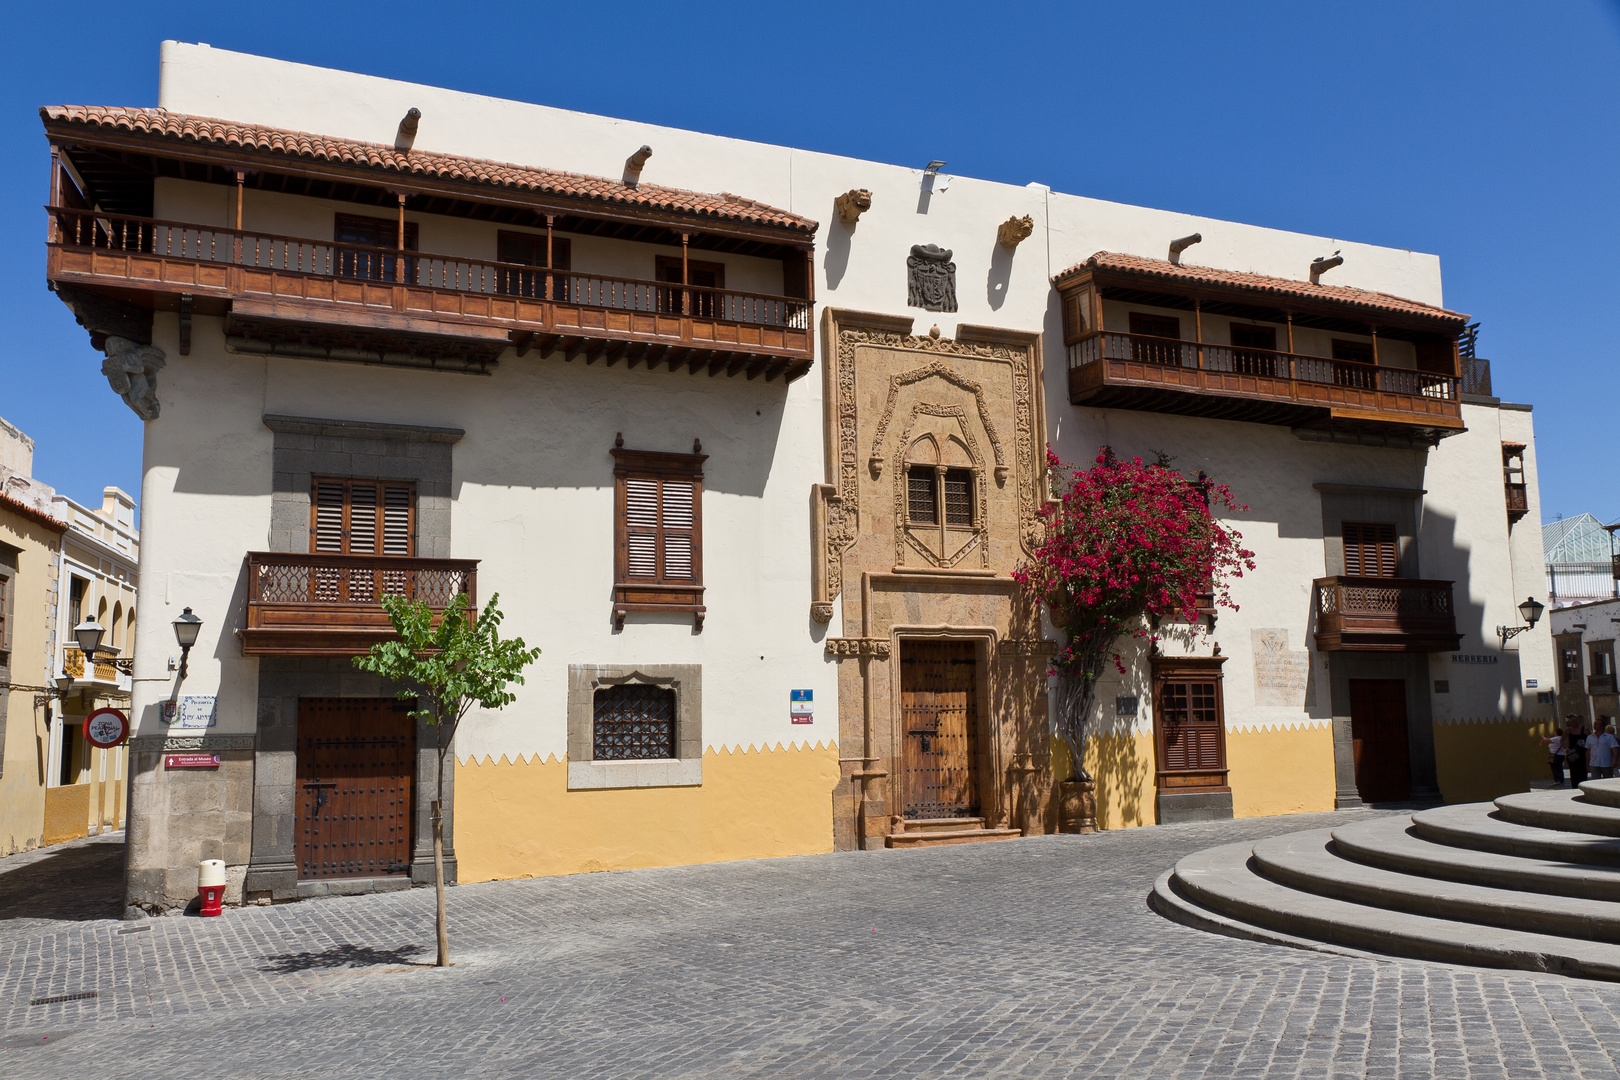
[{"xmin": 5, "ymin": 812, "xmax": 1620, "ymax": 1078}]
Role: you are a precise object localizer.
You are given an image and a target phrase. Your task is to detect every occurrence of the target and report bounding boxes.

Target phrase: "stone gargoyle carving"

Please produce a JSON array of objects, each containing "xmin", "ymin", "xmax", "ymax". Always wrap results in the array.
[
  {"xmin": 906, "ymin": 244, "xmax": 957, "ymax": 313},
  {"xmin": 835, "ymin": 188, "xmax": 872, "ymax": 225},
  {"xmin": 998, "ymin": 215, "xmax": 1034, "ymax": 249},
  {"xmin": 101, "ymin": 336, "xmax": 166, "ymax": 421}
]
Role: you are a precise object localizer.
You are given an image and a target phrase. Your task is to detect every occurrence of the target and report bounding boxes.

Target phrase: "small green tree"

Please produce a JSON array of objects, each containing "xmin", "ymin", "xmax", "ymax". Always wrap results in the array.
[{"xmin": 354, "ymin": 592, "xmax": 539, "ymax": 967}]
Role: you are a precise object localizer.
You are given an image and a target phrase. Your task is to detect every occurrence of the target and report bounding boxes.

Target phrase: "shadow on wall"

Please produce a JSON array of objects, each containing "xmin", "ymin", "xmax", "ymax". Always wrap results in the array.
[
  {"xmin": 1052, "ymin": 728, "xmax": 1151, "ymax": 830},
  {"xmin": 824, "ymin": 218, "xmax": 854, "ymax": 291},
  {"xmin": 985, "ymin": 242, "xmax": 1012, "ymax": 312}
]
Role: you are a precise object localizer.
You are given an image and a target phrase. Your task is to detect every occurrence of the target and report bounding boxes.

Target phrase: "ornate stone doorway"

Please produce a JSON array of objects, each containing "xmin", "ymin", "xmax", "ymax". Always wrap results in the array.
[{"xmin": 900, "ymin": 641, "xmax": 981, "ymax": 820}]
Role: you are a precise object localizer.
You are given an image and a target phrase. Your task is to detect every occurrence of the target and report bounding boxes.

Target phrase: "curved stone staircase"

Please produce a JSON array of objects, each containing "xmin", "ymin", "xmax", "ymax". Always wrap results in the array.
[{"xmin": 1150, "ymin": 780, "xmax": 1620, "ymax": 981}]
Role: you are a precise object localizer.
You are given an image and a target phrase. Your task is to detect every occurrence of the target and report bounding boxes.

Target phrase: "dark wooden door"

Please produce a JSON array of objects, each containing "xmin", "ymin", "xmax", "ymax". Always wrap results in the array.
[
  {"xmin": 900, "ymin": 641, "xmax": 980, "ymax": 819},
  {"xmin": 296, "ymin": 697, "xmax": 415, "ymax": 880},
  {"xmin": 1349, "ymin": 679, "xmax": 1411, "ymax": 803}
]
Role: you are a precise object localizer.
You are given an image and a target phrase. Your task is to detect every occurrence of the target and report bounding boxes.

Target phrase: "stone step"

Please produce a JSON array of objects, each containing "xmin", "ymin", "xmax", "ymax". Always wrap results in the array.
[
  {"xmin": 1495, "ymin": 789, "xmax": 1620, "ymax": 837},
  {"xmin": 1251, "ymin": 829, "xmax": 1620, "ymax": 943},
  {"xmin": 1581, "ymin": 779, "xmax": 1620, "ymax": 808},
  {"xmin": 886, "ymin": 827, "xmax": 1020, "ymax": 849},
  {"xmin": 1148, "ymin": 869, "xmax": 1373, "ymax": 962},
  {"xmin": 1330, "ymin": 814, "xmax": 1620, "ymax": 902},
  {"xmin": 903, "ymin": 817, "xmax": 986, "ymax": 834},
  {"xmin": 1410, "ymin": 802, "xmax": 1620, "ymax": 867},
  {"xmin": 1167, "ymin": 840, "xmax": 1620, "ymax": 980}
]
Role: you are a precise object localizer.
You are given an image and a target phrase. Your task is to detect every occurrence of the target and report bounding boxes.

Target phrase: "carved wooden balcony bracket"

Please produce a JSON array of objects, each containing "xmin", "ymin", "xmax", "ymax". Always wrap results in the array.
[{"xmin": 835, "ymin": 189, "xmax": 872, "ymax": 225}]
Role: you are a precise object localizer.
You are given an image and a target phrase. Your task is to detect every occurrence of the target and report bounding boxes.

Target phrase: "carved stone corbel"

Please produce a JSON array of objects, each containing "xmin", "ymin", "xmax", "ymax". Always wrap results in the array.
[
  {"xmin": 101, "ymin": 336, "xmax": 167, "ymax": 421},
  {"xmin": 810, "ymin": 601, "xmax": 835, "ymax": 625},
  {"xmin": 835, "ymin": 189, "xmax": 872, "ymax": 225},
  {"xmin": 998, "ymin": 215, "xmax": 1034, "ymax": 249}
]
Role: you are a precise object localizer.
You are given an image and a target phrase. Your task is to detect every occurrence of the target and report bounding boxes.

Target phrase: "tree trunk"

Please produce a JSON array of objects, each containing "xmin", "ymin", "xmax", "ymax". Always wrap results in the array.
[{"xmin": 432, "ymin": 799, "xmax": 448, "ymax": 967}]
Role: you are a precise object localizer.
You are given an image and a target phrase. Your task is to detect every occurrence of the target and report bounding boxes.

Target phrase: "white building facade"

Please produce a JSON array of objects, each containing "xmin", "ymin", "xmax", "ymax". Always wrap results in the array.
[{"xmin": 43, "ymin": 44, "xmax": 1553, "ymax": 910}]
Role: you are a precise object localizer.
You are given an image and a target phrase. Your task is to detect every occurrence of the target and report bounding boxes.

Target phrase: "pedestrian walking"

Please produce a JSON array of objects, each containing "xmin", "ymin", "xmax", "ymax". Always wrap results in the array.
[
  {"xmin": 1541, "ymin": 727, "xmax": 1566, "ymax": 786},
  {"xmin": 1591, "ymin": 719, "xmax": 1620, "ymax": 781},
  {"xmin": 1565, "ymin": 716, "xmax": 1589, "ymax": 787}
]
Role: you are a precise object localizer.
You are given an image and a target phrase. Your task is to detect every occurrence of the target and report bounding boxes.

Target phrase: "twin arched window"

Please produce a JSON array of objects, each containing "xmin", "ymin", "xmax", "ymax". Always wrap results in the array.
[{"xmin": 905, "ymin": 434, "xmax": 976, "ymax": 527}]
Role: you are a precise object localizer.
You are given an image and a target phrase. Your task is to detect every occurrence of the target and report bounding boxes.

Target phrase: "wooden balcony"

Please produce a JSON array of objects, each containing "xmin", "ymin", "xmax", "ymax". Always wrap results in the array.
[
  {"xmin": 1067, "ymin": 331, "xmax": 1463, "ymax": 441},
  {"xmin": 1592, "ymin": 674, "xmax": 1617, "ymax": 697},
  {"xmin": 47, "ymin": 209, "xmax": 813, "ymax": 380},
  {"xmin": 239, "ymin": 552, "xmax": 478, "ymax": 657},
  {"xmin": 1313, "ymin": 576, "xmax": 1462, "ymax": 653}
]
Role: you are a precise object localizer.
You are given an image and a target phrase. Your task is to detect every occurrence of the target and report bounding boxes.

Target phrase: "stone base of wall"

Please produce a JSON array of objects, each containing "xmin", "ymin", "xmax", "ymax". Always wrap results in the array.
[{"xmin": 1156, "ymin": 790, "xmax": 1234, "ymax": 824}]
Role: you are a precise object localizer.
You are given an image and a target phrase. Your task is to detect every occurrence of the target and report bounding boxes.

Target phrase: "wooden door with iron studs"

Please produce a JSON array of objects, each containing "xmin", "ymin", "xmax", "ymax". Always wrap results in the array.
[
  {"xmin": 900, "ymin": 641, "xmax": 981, "ymax": 820},
  {"xmin": 296, "ymin": 697, "xmax": 415, "ymax": 880}
]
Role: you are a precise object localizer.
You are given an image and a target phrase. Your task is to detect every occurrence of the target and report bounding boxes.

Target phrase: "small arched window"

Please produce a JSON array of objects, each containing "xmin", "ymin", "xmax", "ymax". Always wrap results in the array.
[{"xmin": 111, "ymin": 602, "xmax": 123, "ymax": 649}]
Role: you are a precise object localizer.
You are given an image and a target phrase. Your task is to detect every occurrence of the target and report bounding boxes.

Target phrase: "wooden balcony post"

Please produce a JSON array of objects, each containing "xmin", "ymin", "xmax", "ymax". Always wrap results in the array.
[
  {"xmin": 395, "ymin": 193, "xmax": 407, "ymax": 283},
  {"xmin": 681, "ymin": 233, "xmax": 690, "ymax": 316},
  {"xmin": 47, "ymin": 146, "xmax": 61, "ymax": 245},
  {"xmin": 1193, "ymin": 299, "xmax": 1204, "ymax": 370},
  {"xmin": 233, "ymin": 171, "xmax": 245, "ymax": 263},
  {"xmin": 545, "ymin": 214, "xmax": 555, "ymax": 301}
]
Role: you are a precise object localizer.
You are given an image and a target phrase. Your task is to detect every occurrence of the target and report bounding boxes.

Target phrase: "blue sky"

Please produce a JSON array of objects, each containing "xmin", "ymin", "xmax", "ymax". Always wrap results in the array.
[{"xmin": 2, "ymin": 1, "xmax": 1615, "ymax": 523}]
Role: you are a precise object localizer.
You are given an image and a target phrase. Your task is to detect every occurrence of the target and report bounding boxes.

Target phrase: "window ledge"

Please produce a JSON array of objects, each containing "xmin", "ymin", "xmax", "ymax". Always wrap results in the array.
[{"xmin": 568, "ymin": 758, "xmax": 703, "ymax": 791}]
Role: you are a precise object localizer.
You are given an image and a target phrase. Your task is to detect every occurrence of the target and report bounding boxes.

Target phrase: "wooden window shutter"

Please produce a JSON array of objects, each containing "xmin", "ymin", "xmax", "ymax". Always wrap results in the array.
[
  {"xmin": 612, "ymin": 443, "xmax": 706, "ymax": 630},
  {"xmin": 1344, "ymin": 522, "xmax": 1397, "ymax": 578},
  {"xmin": 0, "ymin": 572, "xmax": 10, "ymax": 652},
  {"xmin": 1153, "ymin": 663, "xmax": 1229, "ymax": 785},
  {"xmin": 311, "ymin": 478, "xmax": 416, "ymax": 556}
]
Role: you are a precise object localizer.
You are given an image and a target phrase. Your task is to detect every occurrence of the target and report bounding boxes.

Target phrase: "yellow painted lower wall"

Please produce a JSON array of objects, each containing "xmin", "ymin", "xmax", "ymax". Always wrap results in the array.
[
  {"xmin": 1068, "ymin": 725, "xmax": 1335, "ymax": 830},
  {"xmin": 1226, "ymin": 726, "xmax": 1336, "ymax": 818},
  {"xmin": 1434, "ymin": 717, "xmax": 1556, "ymax": 805},
  {"xmin": 42, "ymin": 784, "xmax": 91, "ymax": 847},
  {"xmin": 455, "ymin": 742, "xmax": 842, "ymax": 882}
]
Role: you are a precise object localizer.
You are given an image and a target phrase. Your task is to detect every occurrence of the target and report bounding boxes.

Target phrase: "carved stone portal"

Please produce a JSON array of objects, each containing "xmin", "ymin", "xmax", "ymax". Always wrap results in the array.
[
  {"xmin": 101, "ymin": 336, "xmax": 166, "ymax": 421},
  {"xmin": 906, "ymin": 245, "xmax": 957, "ymax": 312}
]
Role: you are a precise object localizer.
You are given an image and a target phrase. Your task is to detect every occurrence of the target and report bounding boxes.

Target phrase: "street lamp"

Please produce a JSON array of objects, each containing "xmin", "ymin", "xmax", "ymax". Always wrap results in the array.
[
  {"xmin": 1498, "ymin": 596, "xmax": 1546, "ymax": 647},
  {"xmin": 72, "ymin": 618, "xmax": 135, "ymax": 675},
  {"xmin": 172, "ymin": 607, "xmax": 202, "ymax": 681}
]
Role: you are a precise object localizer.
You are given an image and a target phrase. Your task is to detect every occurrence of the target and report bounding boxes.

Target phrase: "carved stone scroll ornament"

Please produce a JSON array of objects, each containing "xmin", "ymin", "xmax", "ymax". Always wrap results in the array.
[
  {"xmin": 826, "ymin": 637, "xmax": 892, "ymax": 658},
  {"xmin": 998, "ymin": 215, "xmax": 1034, "ymax": 249},
  {"xmin": 906, "ymin": 245, "xmax": 957, "ymax": 313},
  {"xmin": 810, "ymin": 601, "xmax": 835, "ymax": 625},
  {"xmin": 101, "ymin": 336, "xmax": 167, "ymax": 421},
  {"xmin": 835, "ymin": 189, "xmax": 872, "ymax": 225}
]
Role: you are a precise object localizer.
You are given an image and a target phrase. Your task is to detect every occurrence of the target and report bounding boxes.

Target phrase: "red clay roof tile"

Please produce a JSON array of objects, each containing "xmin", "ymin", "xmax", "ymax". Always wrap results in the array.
[
  {"xmin": 1056, "ymin": 251, "xmax": 1468, "ymax": 325},
  {"xmin": 42, "ymin": 106, "xmax": 816, "ymax": 237}
]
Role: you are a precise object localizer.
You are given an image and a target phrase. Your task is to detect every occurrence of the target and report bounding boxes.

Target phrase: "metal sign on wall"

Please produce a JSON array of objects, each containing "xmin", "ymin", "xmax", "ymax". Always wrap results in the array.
[
  {"xmin": 790, "ymin": 689, "xmax": 813, "ymax": 724},
  {"xmin": 83, "ymin": 708, "xmax": 129, "ymax": 749},
  {"xmin": 164, "ymin": 753, "xmax": 222, "ymax": 769}
]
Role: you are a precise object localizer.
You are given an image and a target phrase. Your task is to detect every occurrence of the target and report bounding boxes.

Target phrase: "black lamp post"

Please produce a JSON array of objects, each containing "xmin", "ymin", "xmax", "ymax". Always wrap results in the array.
[
  {"xmin": 172, "ymin": 607, "xmax": 202, "ymax": 681},
  {"xmin": 72, "ymin": 618, "xmax": 135, "ymax": 675},
  {"xmin": 1498, "ymin": 596, "xmax": 1546, "ymax": 647}
]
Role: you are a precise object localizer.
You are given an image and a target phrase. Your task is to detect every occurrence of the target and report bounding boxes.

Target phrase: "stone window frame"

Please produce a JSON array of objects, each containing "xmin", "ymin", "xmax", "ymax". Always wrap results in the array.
[{"xmin": 567, "ymin": 664, "xmax": 701, "ymax": 790}]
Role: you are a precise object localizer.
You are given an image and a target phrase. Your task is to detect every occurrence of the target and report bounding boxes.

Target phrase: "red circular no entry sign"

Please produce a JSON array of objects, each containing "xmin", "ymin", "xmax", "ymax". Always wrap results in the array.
[{"xmin": 83, "ymin": 707, "xmax": 129, "ymax": 749}]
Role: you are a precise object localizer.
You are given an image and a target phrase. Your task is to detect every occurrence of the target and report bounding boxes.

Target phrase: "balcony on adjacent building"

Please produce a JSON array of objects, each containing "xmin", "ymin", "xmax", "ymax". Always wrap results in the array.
[
  {"xmin": 1592, "ymin": 674, "xmax": 1618, "ymax": 697},
  {"xmin": 239, "ymin": 552, "xmax": 479, "ymax": 657},
  {"xmin": 1056, "ymin": 252, "xmax": 1470, "ymax": 445},
  {"xmin": 42, "ymin": 106, "xmax": 817, "ymax": 381},
  {"xmin": 1313, "ymin": 576, "xmax": 1463, "ymax": 653}
]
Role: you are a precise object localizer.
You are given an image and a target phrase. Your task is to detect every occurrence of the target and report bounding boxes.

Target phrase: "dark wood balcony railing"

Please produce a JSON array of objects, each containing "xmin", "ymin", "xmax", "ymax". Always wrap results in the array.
[
  {"xmin": 48, "ymin": 208, "xmax": 813, "ymax": 377},
  {"xmin": 1067, "ymin": 330, "xmax": 1463, "ymax": 434},
  {"xmin": 1505, "ymin": 482, "xmax": 1528, "ymax": 520},
  {"xmin": 1591, "ymin": 674, "xmax": 1617, "ymax": 696},
  {"xmin": 240, "ymin": 551, "xmax": 478, "ymax": 657},
  {"xmin": 1313, "ymin": 576, "xmax": 1463, "ymax": 652}
]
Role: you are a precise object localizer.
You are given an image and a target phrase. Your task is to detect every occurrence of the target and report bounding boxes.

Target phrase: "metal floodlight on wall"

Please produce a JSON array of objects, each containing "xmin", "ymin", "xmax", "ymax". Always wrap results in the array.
[
  {"xmin": 922, "ymin": 160, "xmax": 949, "ymax": 194},
  {"xmin": 1498, "ymin": 595, "xmax": 1546, "ymax": 647},
  {"xmin": 173, "ymin": 606, "xmax": 203, "ymax": 682}
]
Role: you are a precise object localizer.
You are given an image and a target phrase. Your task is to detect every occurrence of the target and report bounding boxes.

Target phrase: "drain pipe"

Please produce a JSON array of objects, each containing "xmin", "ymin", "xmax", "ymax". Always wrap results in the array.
[
  {"xmin": 1310, "ymin": 251, "xmax": 1343, "ymax": 285},
  {"xmin": 1169, "ymin": 233, "xmax": 1202, "ymax": 265}
]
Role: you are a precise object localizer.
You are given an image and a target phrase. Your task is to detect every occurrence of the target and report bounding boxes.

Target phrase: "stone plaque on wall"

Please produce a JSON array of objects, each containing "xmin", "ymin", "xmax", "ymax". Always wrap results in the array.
[{"xmin": 1252, "ymin": 629, "xmax": 1309, "ymax": 707}]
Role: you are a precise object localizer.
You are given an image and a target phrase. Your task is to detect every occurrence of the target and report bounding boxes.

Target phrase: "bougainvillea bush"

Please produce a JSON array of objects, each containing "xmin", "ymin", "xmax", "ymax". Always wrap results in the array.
[{"xmin": 1012, "ymin": 447, "xmax": 1255, "ymax": 781}]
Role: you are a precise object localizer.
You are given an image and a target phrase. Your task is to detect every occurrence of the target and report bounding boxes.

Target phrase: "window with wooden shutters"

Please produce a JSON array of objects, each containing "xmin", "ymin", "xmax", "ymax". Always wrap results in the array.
[
  {"xmin": 1343, "ymin": 521, "xmax": 1398, "ymax": 578},
  {"xmin": 310, "ymin": 478, "xmax": 416, "ymax": 555},
  {"xmin": 496, "ymin": 230, "xmax": 572, "ymax": 299},
  {"xmin": 0, "ymin": 570, "xmax": 11, "ymax": 654},
  {"xmin": 655, "ymin": 256, "xmax": 725, "ymax": 318},
  {"xmin": 942, "ymin": 469, "xmax": 973, "ymax": 526},
  {"xmin": 907, "ymin": 468, "xmax": 938, "ymax": 525},
  {"xmin": 1152, "ymin": 658, "xmax": 1229, "ymax": 793},
  {"xmin": 612, "ymin": 442, "xmax": 706, "ymax": 630},
  {"xmin": 334, "ymin": 213, "xmax": 419, "ymax": 281}
]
